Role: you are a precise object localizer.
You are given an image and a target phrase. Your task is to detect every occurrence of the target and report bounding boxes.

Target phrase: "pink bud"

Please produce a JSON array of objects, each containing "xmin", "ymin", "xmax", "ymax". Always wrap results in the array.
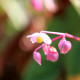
[
  {"xmin": 46, "ymin": 47, "xmax": 59, "ymax": 62},
  {"xmin": 33, "ymin": 52, "xmax": 41, "ymax": 65},
  {"xmin": 43, "ymin": 44, "xmax": 48, "ymax": 55},
  {"xmin": 30, "ymin": 0, "xmax": 43, "ymax": 11},
  {"xmin": 58, "ymin": 37, "xmax": 72, "ymax": 54}
]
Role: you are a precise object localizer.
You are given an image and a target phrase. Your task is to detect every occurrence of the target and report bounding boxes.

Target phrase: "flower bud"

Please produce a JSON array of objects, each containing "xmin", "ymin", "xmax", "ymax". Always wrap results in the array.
[
  {"xmin": 58, "ymin": 37, "xmax": 72, "ymax": 54},
  {"xmin": 33, "ymin": 52, "xmax": 41, "ymax": 65},
  {"xmin": 46, "ymin": 46, "xmax": 59, "ymax": 62},
  {"xmin": 43, "ymin": 44, "xmax": 48, "ymax": 55}
]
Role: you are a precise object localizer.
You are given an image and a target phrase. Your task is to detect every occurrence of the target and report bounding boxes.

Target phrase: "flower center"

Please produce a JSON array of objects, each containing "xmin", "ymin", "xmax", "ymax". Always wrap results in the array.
[{"xmin": 36, "ymin": 36, "xmax": 43, "ymax": 43}]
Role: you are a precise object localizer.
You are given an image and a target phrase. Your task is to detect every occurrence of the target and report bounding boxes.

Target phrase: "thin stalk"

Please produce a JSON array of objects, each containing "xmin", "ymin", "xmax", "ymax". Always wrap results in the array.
[
  {"xmin": 52, "ymin": 35, "xmax": 63, "ymax": 42},
  {"xmin": 41, "ymin": 31, "xmax": 65, "ymax": 36},
  {"xmin": 65, "ymin": 33, "xmax": 80, "ymax": 41},
  {"xmin": 34, "ymin": 44, "xmax": 44, "ymax": 52}
]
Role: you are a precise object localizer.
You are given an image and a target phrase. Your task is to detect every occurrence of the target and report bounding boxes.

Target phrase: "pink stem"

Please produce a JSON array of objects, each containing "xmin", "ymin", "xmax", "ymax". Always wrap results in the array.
[
  {"xmin": 40, "ymin": 31, "xmax": 65, "ymax": 36},
  {"xmin": 52, "ymin": 35, "xmax": 63, "ymax": 42},
  {"xmin": 41, "ymin": 31, "xmax": 80, "ymax": 41},
  {"xmin": 34, "ymin": 44, "xmax": 44, "ymax": 52},
  {"xmin": 65, "ymin": 33, "xmax": 80, "ymax": 41}
]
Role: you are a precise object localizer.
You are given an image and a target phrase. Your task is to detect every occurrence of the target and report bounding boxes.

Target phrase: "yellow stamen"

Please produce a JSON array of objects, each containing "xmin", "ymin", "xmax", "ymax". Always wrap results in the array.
[{"xmin": 37, "ymin": 36, "xmax": 43, "ymax": 43}]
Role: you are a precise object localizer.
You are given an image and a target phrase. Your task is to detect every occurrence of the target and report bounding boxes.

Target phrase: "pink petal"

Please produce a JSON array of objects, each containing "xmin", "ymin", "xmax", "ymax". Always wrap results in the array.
[
  {"xmin": 46, "ymin": 47, "xmax": 59, "ymax": 62},
  {"xmin": 58, "ymin": 38, "xmax": 72, "ymax": 54},
  {"xmin": 43, "ymin": 44, "xmax": 48, "ymax": 55},
  {"xmin": 27, "ymin": 33, "xmax": 39, "ymax": 43},
  {"xmin": 33, "ymin": 52, "xmax": 41, "ymax": 65},
  {"xmin": 27, "ymin": 33, "xmax": 39, "ymax": 38},
  {"xmin": 30, "ymin": 36, "xmax": 37, "ymax": 43},
  {"xmin": 40, "ymin": 33, "xmax": 52, "ymax": 44},
  {"xmin": 30, "ymin": 0, "xmax": 43, "ymax": 11}
]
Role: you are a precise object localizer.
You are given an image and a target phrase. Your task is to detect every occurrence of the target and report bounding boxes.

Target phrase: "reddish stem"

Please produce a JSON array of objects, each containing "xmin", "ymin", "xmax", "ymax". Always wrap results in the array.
[
  {"xmin": 52, "ymin": 35, "xmax": 63, "ymax": 42},
  {"xmin": 34, "ymin": 44, "xmax": 44, "ymax": 52},
  {"xmin": 65, "ymin": 33, "xmax": 80, "ymax": 41}
]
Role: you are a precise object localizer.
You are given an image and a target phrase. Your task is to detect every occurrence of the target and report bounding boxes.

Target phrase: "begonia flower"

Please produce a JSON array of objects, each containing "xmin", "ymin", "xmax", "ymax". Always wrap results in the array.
[
  {"xmin": 27, "ymin": 32, "xmax": 52, "ymax": 44},
  {"xmin": 58, "ymin": 37, "xmax": 72, "ymax": 54},
  {"xmin": 27, "ymin": 30, "xmax": 80, "ymax": 66},
  {"xmin": 46, "ymin": 46, "xmax": 59, "ymax": 62},
  {"xmin": 33, "ymin": 52, "xmax": 41, "ymax": 65}
]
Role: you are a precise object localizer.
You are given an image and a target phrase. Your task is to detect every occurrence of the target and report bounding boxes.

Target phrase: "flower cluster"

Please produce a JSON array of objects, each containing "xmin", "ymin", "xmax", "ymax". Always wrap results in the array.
[{"xmin": 27, "ymin": 31, "xmax": 80, "ymax": 65}]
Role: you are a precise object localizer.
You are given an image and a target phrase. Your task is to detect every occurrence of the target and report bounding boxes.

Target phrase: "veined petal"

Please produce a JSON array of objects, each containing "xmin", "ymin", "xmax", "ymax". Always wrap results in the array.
[
  {"xmin": 33, "ymin": 52, "xmax": 41, "ymax": 65},
  {"xmin": 46, "ymin": 47, "xmax": 59, "ymax": 62},
  {"xmin": 58, "ymin": 38, "xmax": 72, "ymax": 54},
  {"xmin": 40, "ymin": 33, "xmax": 52, "ymax": 44},
  {"xmin": 47, "ymin": 52, "xmax": 59, "ymax": 62}
]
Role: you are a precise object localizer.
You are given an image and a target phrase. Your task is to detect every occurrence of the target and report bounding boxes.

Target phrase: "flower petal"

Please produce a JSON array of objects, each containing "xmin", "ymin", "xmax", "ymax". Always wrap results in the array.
[
  {"xmin": 27, "ymin": 33, "xmax": 39, "ymax": 38},
  {"xmin": 46, "ymin": 47, "xmax": 59, "ymax": 62},
  {"xmin": 58, "ymin": 38, "xmax": 72, "ymax": 54},
  {"xmin": 30, "ymin": 37, "xmax": 37, "ymax": 43},
  {"xmin": 43, "ymin": 44, "xmax": 48, "ymax": 55},
  {"xmin": 47, "ymin": 52, "xmax": 59, "ymax": 62},
  {"xmin": 33, "ymin": 52, "xmax": 41, "ymax": 65},
  {"xmin": 27, "ymin": 33, "xmax": 40, "ymax": 43},
  {"xmin": 40, "ymin": 33, "xmax": 52, "ymax": 44}
]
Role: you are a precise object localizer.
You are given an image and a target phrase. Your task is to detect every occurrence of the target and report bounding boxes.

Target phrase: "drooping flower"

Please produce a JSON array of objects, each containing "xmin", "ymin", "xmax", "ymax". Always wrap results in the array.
[
  {"xmin": 27, "ymin": 32, "xmax": 52, "ymax": 44},
  {"xmin": 33, "ymin": 52, "xmax": 41, "ymax": 65},
  {"xmin": 46, "ymin": 46, "xmax": 59, "ymax": 62},
  {"xmin": 58, "ymin": 37, "xmax": 72, "ymax": 54},
  {"xmin": 30, "ymin": 0, "xmax": 43, "ymax": 11},
  {"xmin": 26, "ymin": 30, "xmax": 80, "ymax": 66}
]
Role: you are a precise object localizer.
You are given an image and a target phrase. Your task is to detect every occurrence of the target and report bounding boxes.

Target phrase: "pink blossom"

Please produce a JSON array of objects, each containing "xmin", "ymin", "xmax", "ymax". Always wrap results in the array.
[
  {"xmin": 27, "ymin": 32, "xmax": 52, "ymax": 44},
  {"xmin": 58, "ymin": 37, "xmax": 72, "ymax": 54},
  {"xmin": 46, "ymin": 46, "xmax": 59, "ymax": 62},
  {"xmin": 33, "ymin": 52, "xmax": 41, "ymax": 65},
  {"xmin": 30, "ymin": 0, "xmax": 43, "ymax": 11},
  {"xmin": 27, "ymin": 31, "xmax": 80, "ymax": 65}
]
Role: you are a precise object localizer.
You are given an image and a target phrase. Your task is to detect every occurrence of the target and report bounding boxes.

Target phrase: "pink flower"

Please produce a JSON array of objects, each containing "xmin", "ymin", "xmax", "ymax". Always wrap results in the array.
[
  {"xmin": 58, "ymin": 37, "xmax": 72, "ymax": 54},
  {"xmin": 30, "ymin": 0, "xmax": 43, "ymax": 11},
  {"xmin": 33, "ymin": 52, "xmax": 41, "ymax": 65},
  {"xmin": 27, "ymin": 32, "xmax": 52, "ymax": 44},
  {"xmin": 26, "ymin": 30, "xmax": 80, "ymax": 66},
  {"xmin": 46, "ymin": 46, "xmax": 59, "ymax": 62}
]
